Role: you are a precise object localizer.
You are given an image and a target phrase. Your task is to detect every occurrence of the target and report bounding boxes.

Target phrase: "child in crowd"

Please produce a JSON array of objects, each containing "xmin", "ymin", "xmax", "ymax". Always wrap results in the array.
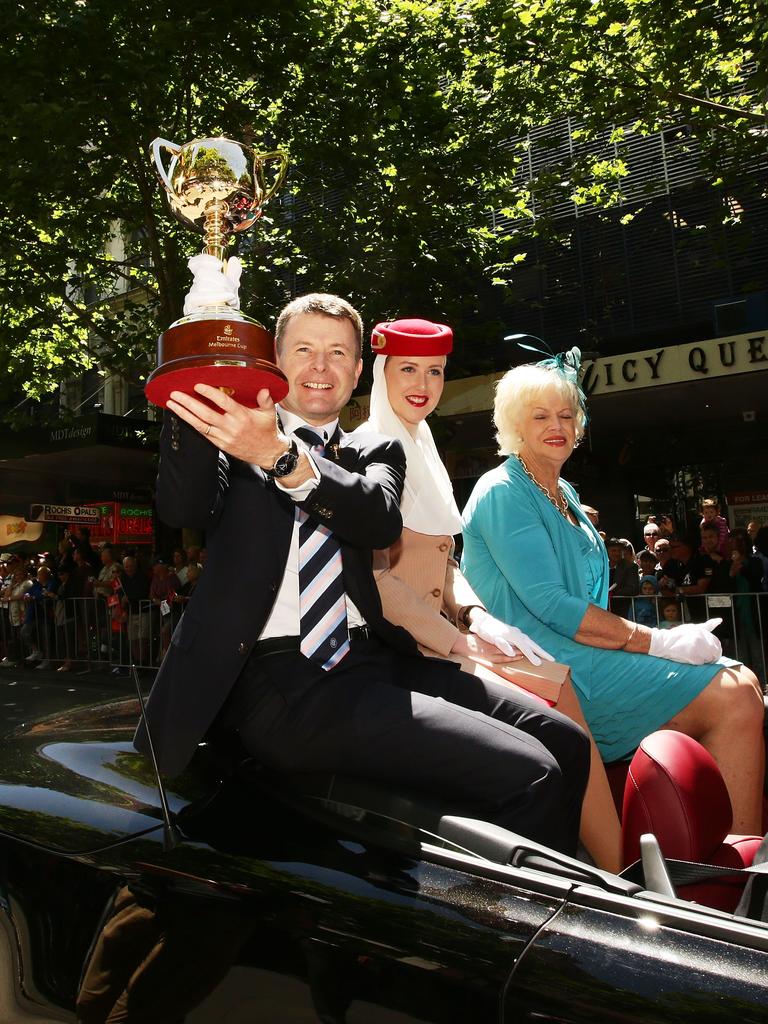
[
  {"xmin": 633, "ymin": 574, "xmax": 660, "ymax": 627},
  {"xmin": 658, "ymin": 597, "xmax": 683, "ymax": 629},
  {"xmin": 636, "ymin": 549, "xmax": 657, "ymax": 578},
  {"xmin": 700, "ymin": 498, "xmax": 730, "ymax": 557}
]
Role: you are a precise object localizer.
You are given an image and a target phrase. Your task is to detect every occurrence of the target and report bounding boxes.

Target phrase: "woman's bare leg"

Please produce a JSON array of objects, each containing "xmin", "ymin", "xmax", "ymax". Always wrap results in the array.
[
  {"xmin": 663, "ymin": 666, "xmax": 765, "ymax": 834},
  {"xmin": 454, "ymin": 656, "xmax": 623, "ymax": 872},
  {"xmin": 556, "ymin": 678, "xmax": 623, "ymax": 874}
]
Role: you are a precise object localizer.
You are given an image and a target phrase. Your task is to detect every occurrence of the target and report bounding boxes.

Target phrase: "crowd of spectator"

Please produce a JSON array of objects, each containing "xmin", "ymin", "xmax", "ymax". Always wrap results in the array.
[
  {"xmin": 0, "ymin": 528, "xmax": 205, "ymax": 675},
  {"xmin": 597, "ymin": 501, "xmax": 768, "ymax": 687},
  {"xmin": 3, "ymin": 503, "xmax": 767, "ymax": 688}
]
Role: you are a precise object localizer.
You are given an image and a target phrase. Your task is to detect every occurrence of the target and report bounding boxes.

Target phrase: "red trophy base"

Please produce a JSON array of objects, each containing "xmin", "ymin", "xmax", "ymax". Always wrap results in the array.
[{"xmin": 144, "ymin": 314, "xmax": 289, "ymax": 409}]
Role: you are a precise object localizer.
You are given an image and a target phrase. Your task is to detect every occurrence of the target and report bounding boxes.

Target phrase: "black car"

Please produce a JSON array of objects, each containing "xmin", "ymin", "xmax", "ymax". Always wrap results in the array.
[{"xmin": 0, "ymin": 676, "xmax": 767, "ymax": 1023}]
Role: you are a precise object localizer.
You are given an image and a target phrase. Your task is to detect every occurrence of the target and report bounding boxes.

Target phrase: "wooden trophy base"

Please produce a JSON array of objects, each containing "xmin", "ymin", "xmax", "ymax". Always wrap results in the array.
[{"xmin": 145, "ymin": 314, "xmax": 289, "ymax": 409}]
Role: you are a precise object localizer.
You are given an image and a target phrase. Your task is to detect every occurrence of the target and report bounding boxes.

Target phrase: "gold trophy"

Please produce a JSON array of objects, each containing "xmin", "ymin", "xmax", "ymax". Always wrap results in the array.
[{"xmin": 145, "ymin": 136, "xmax": 289, "ymax": 409}]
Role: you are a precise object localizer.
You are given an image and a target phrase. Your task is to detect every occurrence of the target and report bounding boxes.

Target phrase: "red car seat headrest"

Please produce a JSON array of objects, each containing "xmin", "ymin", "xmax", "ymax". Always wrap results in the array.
[{"xmin": 623, "ymin": 730, "xmax": 732, "ymax": 864}]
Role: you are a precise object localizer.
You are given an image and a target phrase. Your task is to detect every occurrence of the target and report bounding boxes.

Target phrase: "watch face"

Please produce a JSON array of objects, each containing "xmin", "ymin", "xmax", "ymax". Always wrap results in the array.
[
  {"xmin": 273, "ymin": 456, "xmax": 297, "ymax": 478},
  {"xmin": 272, "ymin": 442, "xmax": 299, "ymax": 478}
]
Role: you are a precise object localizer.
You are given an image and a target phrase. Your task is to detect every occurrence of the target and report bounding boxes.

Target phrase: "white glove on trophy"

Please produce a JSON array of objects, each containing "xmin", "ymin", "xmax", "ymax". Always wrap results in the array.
[
  {"xmin": 183, "ymin": 254, "xmax": 243, "ymax": 316},
  {"xmin": 469, "ymin": 609, "xmax": 555, "ymax": 666},
  {"xmin": 648, "ymin": 618, "xmax": 722, "ymax": 665}
]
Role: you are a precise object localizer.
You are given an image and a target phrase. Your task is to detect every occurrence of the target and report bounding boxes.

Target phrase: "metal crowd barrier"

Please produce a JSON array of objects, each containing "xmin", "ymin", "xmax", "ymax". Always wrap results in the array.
[
  {"xmin": 608, "ymin": 591, "xmax": 768, "ymax": 689},
  {"xmin": 2, "ymin": 590, "xmax": 766, "ymax": 690},
  {"xmin": 0, "ymin": 596, "xmax": 189, "ymax": 675}
]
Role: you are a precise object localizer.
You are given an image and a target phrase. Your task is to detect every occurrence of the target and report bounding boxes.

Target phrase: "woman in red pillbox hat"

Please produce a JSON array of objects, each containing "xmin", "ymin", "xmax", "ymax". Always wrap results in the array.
[{"xmin": 358, "ymin": 318, "xmax": 622, "ymax": 872}]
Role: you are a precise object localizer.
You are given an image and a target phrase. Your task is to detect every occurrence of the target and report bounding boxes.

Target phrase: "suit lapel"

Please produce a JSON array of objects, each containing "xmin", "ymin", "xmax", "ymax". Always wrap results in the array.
[{"xmin": 334, "ymin": 427, "xmax": 360, "ymax": 470}]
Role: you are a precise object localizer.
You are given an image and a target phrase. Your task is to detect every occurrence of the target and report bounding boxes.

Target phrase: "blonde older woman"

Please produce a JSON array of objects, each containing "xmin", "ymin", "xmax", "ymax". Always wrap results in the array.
[{"xmin": 461, "ymin": 352, "xmax": 765, "ymax": 836}]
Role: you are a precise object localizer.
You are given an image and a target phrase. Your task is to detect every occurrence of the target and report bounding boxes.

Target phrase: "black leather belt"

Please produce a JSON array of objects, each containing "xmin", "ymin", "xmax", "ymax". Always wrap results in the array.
[{"xmin": 251, "ymin": 626, "xmax": 374, "ymax": 659}]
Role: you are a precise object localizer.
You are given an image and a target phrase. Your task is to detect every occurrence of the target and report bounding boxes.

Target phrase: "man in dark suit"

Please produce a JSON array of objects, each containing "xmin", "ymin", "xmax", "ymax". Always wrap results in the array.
[{"xmin": 135, "ymin": 294, "xmax": 589, "ymax": 856}]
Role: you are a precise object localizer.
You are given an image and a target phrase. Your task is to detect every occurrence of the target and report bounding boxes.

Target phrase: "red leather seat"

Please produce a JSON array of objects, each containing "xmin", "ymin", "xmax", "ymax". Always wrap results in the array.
[{"xmin": 622, "ymin": 730, "xmax": 763, "ymax": 912}]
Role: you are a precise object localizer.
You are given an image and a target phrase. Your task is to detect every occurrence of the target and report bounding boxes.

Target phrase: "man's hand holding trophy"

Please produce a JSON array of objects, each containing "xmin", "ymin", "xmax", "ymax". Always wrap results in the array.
[{"xmin": 144, "ymin": 136, "xmax": 289, "ymax": 410}]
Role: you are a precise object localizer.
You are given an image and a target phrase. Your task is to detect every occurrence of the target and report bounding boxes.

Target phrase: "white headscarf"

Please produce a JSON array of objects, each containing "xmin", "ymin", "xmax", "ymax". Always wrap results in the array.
[{"xmin": 357, "ymin": 354, "xmax": 462, "ymax": 537}]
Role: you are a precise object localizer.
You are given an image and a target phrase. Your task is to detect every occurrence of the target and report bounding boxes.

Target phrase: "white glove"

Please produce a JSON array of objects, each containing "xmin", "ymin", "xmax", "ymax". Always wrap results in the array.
[
  {"xmin": 183, "ymin": 254, "xmax": 242, "ymax": 316},
  {"xmin": 469, "ymin": 609, "xmax": 554, "ymax": 666},
  {"xmin": 648, "ymin": 618, "xmax": 722, "ymax": 665}
]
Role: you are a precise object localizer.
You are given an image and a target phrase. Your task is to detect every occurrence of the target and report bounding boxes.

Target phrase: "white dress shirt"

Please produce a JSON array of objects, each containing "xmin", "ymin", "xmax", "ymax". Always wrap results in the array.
[{"xmin": 258, "ymin": 406, "xmax": 365, "ymax": 639}]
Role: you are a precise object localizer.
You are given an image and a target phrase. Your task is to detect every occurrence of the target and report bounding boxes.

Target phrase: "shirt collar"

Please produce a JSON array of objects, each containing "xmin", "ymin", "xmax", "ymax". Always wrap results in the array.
[{"xmin": 276, "ymin": 405, "xmax": 339, "ymax": 443}]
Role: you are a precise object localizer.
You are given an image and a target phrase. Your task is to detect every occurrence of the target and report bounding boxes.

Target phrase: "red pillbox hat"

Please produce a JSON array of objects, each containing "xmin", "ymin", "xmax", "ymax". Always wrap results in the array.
[{"xmin": 371, "ymin": 318, "xmax": 453, "ymax": 356}]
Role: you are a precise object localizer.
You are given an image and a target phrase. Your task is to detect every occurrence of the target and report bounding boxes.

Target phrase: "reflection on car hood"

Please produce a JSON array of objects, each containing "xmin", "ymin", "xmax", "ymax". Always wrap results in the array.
[{"xmin": 0, "ymin": 693, "xmax": 213, "ymax": 855}]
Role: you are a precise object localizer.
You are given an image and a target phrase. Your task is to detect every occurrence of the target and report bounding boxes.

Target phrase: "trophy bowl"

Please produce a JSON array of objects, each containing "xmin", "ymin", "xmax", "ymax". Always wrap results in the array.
[{"xmin": 144, "ymin": 136, "xmax": 290, "ymax": 410}]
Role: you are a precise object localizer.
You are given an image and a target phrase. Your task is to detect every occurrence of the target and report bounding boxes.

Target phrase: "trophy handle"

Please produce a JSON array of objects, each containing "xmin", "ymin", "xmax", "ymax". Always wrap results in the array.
[
  {"xmin": 151, "ymin": 138, "xmax": 182, "ymax": 198},
  {"xmin": 254, "ymin": 151, "xmax": 289, "ymax": 206}
]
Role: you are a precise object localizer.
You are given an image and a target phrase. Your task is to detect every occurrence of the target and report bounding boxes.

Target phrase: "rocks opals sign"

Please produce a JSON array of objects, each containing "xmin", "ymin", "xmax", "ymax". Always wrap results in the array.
[
  {"xmin": 581, "ymin": 331, "xmax": 768, "ymax": 396},
  {"xmin": 28, "ymin": 504, "xmax": 102, "ymax": 525}
]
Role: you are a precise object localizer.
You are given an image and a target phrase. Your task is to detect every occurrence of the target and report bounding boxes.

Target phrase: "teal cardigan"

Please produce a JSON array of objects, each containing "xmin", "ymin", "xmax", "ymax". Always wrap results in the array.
[{"xmin": 461, "ymin": 456, "xmax": 609, "ymax": 702}]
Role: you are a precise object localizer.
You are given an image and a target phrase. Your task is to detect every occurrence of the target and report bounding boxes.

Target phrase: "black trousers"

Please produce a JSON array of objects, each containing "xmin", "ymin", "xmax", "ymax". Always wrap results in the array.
[{"xmin": 227, "ymin": 636, "xmax": 590, "ymax": 856}]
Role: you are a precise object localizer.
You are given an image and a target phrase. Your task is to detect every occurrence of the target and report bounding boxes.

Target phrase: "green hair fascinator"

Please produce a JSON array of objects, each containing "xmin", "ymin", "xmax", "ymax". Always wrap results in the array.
[{"xmin": 516, "ymin": 339, "xmax": 589, "ymax": 427}]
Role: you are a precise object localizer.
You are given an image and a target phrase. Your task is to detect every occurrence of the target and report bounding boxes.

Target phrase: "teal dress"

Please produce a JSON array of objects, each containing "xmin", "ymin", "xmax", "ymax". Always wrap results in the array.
[{"xmin": 461, "ymin": 457, "xmax": 733, "ymax": 762}]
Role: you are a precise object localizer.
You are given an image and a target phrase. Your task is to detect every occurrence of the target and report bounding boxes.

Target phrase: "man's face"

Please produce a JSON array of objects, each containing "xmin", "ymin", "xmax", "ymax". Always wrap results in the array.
[
  {"xmin": 607, "ymin": 544, "xmax": 622, "ymax": 566},
  {"xmin": 277, "ymin": 313, "xmax": 362, "ymax": 426},
  {"xmin": 747, "ymin": 521, "xmax": 760, "ymax": 542},
  {"xmin": 643, "ymin": 528, "xmax": 659, "ymax": 552},
  {"xmin": 701, "ymin": 528, "xmax": 719, "ymax": 554},
  {"xmin": 123, "ymin": 558, "xmax": 137, "ymax": 576},
  {"xmin": 654, "ymin": 540, "xmax": 671, "ymax": 564}
]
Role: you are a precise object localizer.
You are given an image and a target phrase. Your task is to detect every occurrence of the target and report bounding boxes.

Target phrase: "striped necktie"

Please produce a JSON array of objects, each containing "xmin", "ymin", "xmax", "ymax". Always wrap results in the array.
[{"xmin": 294, "ymin": 427, "xmax": 350, "ymax": 671}]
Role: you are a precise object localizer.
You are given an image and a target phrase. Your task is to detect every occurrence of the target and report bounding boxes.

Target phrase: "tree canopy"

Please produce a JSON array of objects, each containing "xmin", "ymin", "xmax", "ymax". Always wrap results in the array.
[{"xmin": 0, "ymin": 0, "xmax": 764, "ymax": 417}]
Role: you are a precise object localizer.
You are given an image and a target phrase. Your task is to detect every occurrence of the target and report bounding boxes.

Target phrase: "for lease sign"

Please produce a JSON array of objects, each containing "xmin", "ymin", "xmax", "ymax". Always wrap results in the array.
[{"xmin": 726, "ymin": 491, "xmax": 768, "ymax": 529}]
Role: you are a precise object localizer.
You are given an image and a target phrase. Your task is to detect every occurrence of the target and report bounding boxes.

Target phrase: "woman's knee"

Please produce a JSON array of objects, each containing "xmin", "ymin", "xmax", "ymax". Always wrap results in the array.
[
  {"xmin": 735, "ymin": 666, "xmax": 764, "ymax": 721},
  {"xmin": 712, "ymin": 666, "xmax": 764, "ymax": 729}
]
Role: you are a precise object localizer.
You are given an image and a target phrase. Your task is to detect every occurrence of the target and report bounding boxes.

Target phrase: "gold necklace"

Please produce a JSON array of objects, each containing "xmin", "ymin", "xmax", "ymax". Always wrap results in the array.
[{"xmin": 516, "ymin": 455, "xmax": 569, "ymax": 519}]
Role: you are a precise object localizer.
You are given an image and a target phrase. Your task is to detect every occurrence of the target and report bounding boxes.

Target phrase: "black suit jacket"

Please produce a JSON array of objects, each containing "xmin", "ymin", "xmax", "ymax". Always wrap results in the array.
[{"xmin": 134, "ymin": 412, "xmax": 416, "ymax": 776}]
